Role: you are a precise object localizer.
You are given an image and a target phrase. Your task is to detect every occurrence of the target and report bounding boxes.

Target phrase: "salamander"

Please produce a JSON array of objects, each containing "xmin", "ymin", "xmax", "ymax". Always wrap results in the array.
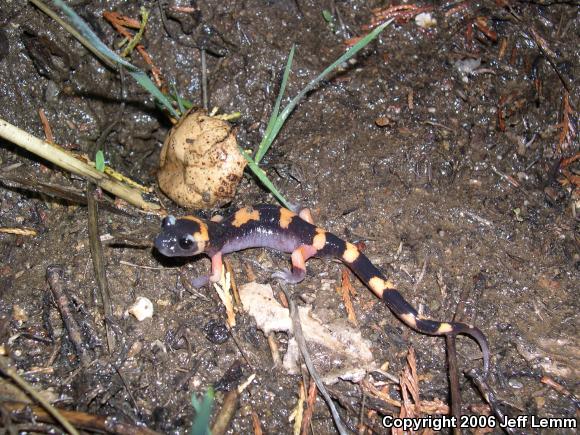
[{"xmin": 155, "ymin": 204, "xmax": 490, "ymax": 374}]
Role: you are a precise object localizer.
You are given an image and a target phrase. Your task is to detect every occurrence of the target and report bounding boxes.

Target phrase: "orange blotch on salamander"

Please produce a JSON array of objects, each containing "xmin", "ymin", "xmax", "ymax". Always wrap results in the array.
[
  {"xmin": 232, "ymin": 206, "xmax": 260, "ymax": 227},
  {"xmin": 342, "ymin": 242, "xmax": 360, "ymax": 263},
  {"xmin": 312, "ymin": 228, "xmax": 327, "ymax": 250},
  {"xmin": 279, "ymin": 208, "xmax": 296, "ymax": 229}
]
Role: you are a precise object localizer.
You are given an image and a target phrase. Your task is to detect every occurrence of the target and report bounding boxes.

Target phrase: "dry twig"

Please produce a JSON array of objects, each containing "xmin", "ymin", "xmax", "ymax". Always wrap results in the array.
[
  {"xmin": 556, "ymin": 92, "xmax": 577, "ymax": 155},
  {"xmin": 211, "ymin": 390, "xmax": 239, "ymax": 435},
  {"xmin": 541, "ymin": 376, "xmax": 580, "ymax": 406},
  {"xmin": 213, "ymin": 268, "xmax": 236, "ymax": 327},
  {"xmin": 339, "ymin": 269, "xmax": 358, "ymax": 326},
  {"xmin": 0, "ymin": 118, "xmax": 161, "ymax": 212},
  {"xmin": 251, "ymin": 411, "xmax": 263, "ymax": 434},
  {"xmin": 2, "ymin": 400, "xmax": 158, "ymax": 435},
  {"xmin": 395, "ymin": 348, "xmax": 420, "ymax": 435},
  {"xmin": 46, "ymin": 266, "xmax": 91, "ymax": 368},
  {"xmin": 87, "ymin": 183, "xmax": 115, "ymax": 353},
  {"xmin": 300, "ymin": 379, "xmax": 318, "ymax": 435},
  {"xmin": 38, "ymin": 109, "xmax": 54, "ymax": 144},
  {"xmin": 103, "ymin": 11, "xmax": 165, "ymax": 89},
  {"xmin": 0, "ymin": 362, "xmax": 79, "ymax": 435},
  {"xmin": 0, "ymin": 227, "xmax": 37, "ymax": 236},
  {"xmin": 224, "ymin": 258, "xmax": 241, "ymax": 305},
  {"xmin": 290, "ymin": 381, "xmax": 306, "ymax": 435},
  {"xmin": 280, "ymin": 284, "xmax": 348, "ymax": 435},
  {"xmin": 266, "ymin": 333, "xmax": 281, "ymax": 366}
]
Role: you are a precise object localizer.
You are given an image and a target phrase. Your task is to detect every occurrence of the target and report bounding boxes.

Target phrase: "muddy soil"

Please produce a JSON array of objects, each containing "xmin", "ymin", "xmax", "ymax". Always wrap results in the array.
[{"xmin": 0, "ymin": 1, "xmax": 578, "ymax": 434}]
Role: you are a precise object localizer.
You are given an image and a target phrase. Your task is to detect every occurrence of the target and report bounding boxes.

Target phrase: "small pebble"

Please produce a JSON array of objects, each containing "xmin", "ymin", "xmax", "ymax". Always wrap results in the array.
[
  {"xmin": 375, "ymin": 116, "xmax": 393, "ymax": 127},
  {"xmin": 508, "ymin": 378, "xmax": 523, "ymax": 389},
  {"xmin": 127, "ymin": 297, "xmax": 154, "ymax": 321}
]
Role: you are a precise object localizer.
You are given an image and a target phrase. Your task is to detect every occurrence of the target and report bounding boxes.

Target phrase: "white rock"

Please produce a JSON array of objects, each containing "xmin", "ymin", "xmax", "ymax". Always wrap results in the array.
[{"xmin": 127, "ymin": 297, "xmax": 154, "ymax": 321}]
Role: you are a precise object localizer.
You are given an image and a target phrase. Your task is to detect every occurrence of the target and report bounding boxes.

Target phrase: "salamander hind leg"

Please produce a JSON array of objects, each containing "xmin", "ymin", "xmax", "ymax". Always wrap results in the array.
[
  {"xmin": 272, "ymin": 246, "xmax": 312, "ymax": 284},
  {"xmin": 190, "ymin": 253, "xmax": 223, "ymax": 288}
]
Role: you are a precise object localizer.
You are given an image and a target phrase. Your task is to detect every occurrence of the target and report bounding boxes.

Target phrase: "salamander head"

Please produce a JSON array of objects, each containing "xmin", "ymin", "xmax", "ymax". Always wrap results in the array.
[{"xmin": 154, "ymin": 215, "xmax": 209, "ymax": 257}]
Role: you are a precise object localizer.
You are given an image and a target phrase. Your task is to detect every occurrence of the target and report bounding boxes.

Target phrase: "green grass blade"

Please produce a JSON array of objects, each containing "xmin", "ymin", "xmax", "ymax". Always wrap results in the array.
[
  {"xmin": 52, "ymin": 0, "xmax": 134, "ymax": 70},
  {"xmin": 266, "ymin": 19, "xmax": 393, "ymax": 152},
  {"xmin": 51, "ymin": 0, "xmax": 180, "ymax": 119},
  {"xmin": 171, "ymin": 83, "xmax": 186, "ymax": 115},
  {"xmin": 131, "ymin": 72, "xmax": 180, "ymax": 118},
  {"xmin": 241, "ymin": 148, "xmax": 292, "ymax": 209},
  {"xmin": 122, "ymin": 6, "xmax": 149, "ymax": 57},
  {"xmin": 95, "ymin": 150, "xmax": 105, "ymax": 172},
  {"xmin": 245, "ymin": 20, "xmax": 392, "ymax": 208},
  {"xmin": 190, "ymin": 388, "xmax": 214, "ymax": 435},
  {"xmin": 322, "ymin": 10, "xmax": 334, "ymax": 23},
  {"xmin": 254, "ymin": 44, "xmax": 295, "ymax": 164},
  {"xmin": 30, "ymin": 0, "xmax": 116, "ymax": 69}
]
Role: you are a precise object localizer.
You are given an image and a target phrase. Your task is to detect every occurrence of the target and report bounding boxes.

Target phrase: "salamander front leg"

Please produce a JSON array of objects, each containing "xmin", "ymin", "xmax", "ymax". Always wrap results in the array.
[
  {"xmin": 209, "ymin": 252, "xmax": 223, "ymax": 283},
  {"xmin": 190, "ymin": 253, "xmax": 223, "ymax": 288},
  {"xmin": 272, "ymin": 247, "xmax": 308, "ymax": 284}
]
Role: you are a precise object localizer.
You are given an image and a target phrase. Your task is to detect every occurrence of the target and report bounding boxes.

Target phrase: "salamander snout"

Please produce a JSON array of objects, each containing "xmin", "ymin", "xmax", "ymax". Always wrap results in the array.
[{"xmin": 154, "ymin": 232, "xmax": 178, "ymax": 256}]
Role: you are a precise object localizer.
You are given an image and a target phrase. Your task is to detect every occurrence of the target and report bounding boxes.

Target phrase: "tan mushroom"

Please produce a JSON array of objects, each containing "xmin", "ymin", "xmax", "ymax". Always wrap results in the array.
[{"xmin": 158, "ymin": 109, "xmax": 247, "ymax": 208}]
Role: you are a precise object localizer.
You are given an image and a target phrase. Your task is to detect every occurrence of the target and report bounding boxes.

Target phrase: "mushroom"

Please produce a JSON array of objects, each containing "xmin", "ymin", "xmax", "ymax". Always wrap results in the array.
[{"xmin": 158, "ymin": 110, "xmax": 247, "ymax": 208}]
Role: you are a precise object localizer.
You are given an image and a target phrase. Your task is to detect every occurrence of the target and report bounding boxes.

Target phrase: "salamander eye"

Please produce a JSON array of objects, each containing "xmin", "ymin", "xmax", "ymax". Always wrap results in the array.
[
  {"xmin": 179, "ymin": 235, "xmax": 195, "ymax": 250},
  {"xmin": 162, "ymin": 215, "xmax": 176, "ymax": 228}
]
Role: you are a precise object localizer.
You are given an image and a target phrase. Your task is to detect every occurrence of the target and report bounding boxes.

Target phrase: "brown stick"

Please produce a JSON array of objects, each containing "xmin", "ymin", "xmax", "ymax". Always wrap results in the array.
[
  {"xmin": 300, "ymin": 378, "xmax": 318, "ymax": 435},
  {"xmin": 46, "ymin": 267, "xmax": 91, "ymax": 367},
  {"xmin": 465, "ymin": 370, "xmax": 522, "ymax": 435},
  {"xmin": 447, "ymin": 273, "xmax": 487, "ymax": 434},
  {"xmin": 210, "ymin": 390, "xmax": 239, "ymax": 435},
  {"xmin": 38, "ymin": 109, "xmax": 54, "ymax": 144},
  {"xmin": 445, "ymin": 335, "xmax": 461, "ymax": 435},
  {"xmin": 251, "ymin": 410, "xmax": 263, "ymax": 435},
  {"xmin": 0, "ymin": 172, "xmax": 134, "ymax": 216},
  {"xmin": 541, "ymin": 376, "xmax": 580, "ymax": 406},
  {"xmin": 339, "ymin": 270, "xmax": 358, "ymax": 326},
  {"xmin": 2, "ymin": 400, "xmax": 160, "ymax": 435},
  {"xmin": 87, "ymin": 183, "xmax": 115, "ymax": 352}
]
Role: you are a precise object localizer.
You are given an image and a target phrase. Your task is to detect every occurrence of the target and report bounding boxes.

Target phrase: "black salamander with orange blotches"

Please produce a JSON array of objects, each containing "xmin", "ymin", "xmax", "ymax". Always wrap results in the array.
[{"xmin": 155, "ymin": 204, "xmax": 490, "ymax": 374}]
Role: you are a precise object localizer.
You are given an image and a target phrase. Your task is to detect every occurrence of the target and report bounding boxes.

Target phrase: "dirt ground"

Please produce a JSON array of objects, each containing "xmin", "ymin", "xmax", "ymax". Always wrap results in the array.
[{"xmin": 0, "ymin": 1, "xmax": 578, "ymax": 434}]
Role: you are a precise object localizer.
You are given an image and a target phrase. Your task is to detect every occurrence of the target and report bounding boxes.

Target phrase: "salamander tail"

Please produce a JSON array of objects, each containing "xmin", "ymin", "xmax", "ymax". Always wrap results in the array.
[
  {"xmin": 447, "ymin": 322, "xmax": 490, "ymax": 377},
  {"xmin": 382, "ymin": 289, "xmax": 490, "ymax": 377},
  {"xmin": 327, "ymin": 238, "xmax": 491, "ymax": 377}
]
